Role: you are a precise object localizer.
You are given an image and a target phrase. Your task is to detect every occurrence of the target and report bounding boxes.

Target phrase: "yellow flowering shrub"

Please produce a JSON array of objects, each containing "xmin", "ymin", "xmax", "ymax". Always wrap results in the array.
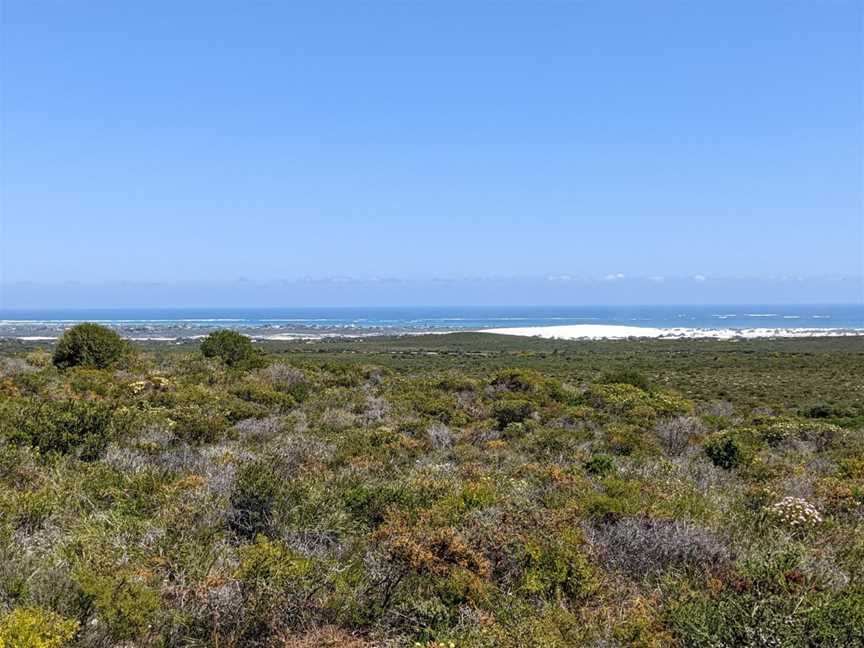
[{"xmin": 0, "ymin": 607, "xmax": 78, "ymax": 648}]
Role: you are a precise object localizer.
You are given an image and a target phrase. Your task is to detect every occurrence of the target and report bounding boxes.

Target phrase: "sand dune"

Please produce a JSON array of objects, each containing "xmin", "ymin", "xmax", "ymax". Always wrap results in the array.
[{"xmin": 480, "ymin": 324, "xmax": 864, "ymax": 340}]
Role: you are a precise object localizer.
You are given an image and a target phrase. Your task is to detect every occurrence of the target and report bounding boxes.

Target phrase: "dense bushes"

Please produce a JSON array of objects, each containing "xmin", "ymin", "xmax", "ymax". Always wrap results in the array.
[
  {"xmin": 200, "ymin": 329, "xmax": 261, "ymax": 367},
  {"xmin": 0, "ymin": 335, "xmax": 862, "ymax": 646},
  {"xmin": 669, "ymin": 554, "xmax": 864, "ymax": 646},
  {"xmin": 52, "ymin": 323, "xmax": 127, "ymax": 369},
  {"xmin": 1, "ymin": 398, "xmax": 116, "ymax": 459}
]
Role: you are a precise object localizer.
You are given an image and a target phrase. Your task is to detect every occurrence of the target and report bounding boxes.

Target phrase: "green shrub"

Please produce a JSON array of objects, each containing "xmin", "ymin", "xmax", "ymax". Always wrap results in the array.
[
  {"xmin": 168, "ymin": 404, "xmax": 229, "ymax": 444},
  {"xmin": 343, "ymin": 482, "xmax": 408, "ymax": 527},
  {"xmin": 598, "ymin": 368, "xmax": 652, "ymax": 391},
  {"xmin": 585, "ymin": 453, "xmax": 615, "ymax": 475},
  {"xmin": 704, "ymin": 432, "xmax": 743, "ymax": 469},
  {"xmin": 236, "ymin": 534, "xmax": 313, "ymax": 588},
  {"xmin": 606, "ymin": 423, "xmax": 659, "ymax": 456},
  {"xmin": 74, "ymin": 568, "xmax": 160, "ymax": 641},
  {"xmin": 491, "ymin": 368, "xmax": 546, "ymax": 392},
  {"xmin": 230, "ymin": 383, "xmax": 296, "ymax": 409},
  {"xmin": 398, "ymin": 384, "xmax": 463, "ymax": 424},
  {"xmin": 580, "ymin": 476, "xmax": 643, "ymax": 521},
  {"xmin": 492, "ymin": 399, "xmax": 533, "ymax": 429},
  {"xmin": 521, "ymin": 529, "xmax": 597, "ymax": 601},
  {"xmin": 586, "ymin": 382, "xmax": 651, "ymax": 413},
  {"xmin": 52, "ymin": 323, "xmax": 127, "ymax": 369},
  {"xmin": 230, "ymin": 459, "xmax": 283, "ymax": 538},
  {"xmin": 8, "ymin": 485, "xmax": 57, "ymax": 531},
  {"xmin": 2, "ymin": 398, "xmax": 115, "ymax": 460},
  {"xmin": 0, "ymin": 607, "xmax": 78, "ymax": 648},
  {"xmin": 200, "ymin": 329, "xmax": 261, "ymax": 367}
]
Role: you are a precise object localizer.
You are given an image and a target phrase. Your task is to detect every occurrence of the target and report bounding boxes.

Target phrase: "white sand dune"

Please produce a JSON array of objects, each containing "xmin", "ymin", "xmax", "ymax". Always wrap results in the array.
[{"xmin": 480, "ymin": 324, "xmax": 864, "ymax": 340}]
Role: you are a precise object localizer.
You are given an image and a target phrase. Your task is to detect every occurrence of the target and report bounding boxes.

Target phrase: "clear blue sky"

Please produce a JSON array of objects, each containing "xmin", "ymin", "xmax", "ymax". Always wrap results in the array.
[{"xmin": 1, "ymin": 1, "xmax": 862, "ymax": 306}]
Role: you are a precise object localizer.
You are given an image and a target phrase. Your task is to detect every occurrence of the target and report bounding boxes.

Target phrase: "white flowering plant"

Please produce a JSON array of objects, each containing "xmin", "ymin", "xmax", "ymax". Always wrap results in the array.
[{"xmin": 765, "ymin": 496, "xmax": 823, "ymax": 529}]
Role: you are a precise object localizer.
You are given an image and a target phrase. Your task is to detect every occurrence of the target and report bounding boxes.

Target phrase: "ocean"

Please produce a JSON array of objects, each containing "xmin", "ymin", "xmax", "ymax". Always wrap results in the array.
[{"xmin": 0, "ymin": 304, "xmax": 862, "ymax": 340}]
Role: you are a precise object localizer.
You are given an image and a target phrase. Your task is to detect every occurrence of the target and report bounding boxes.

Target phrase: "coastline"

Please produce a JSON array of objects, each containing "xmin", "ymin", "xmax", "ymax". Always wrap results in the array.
[
  {"xmin": 6, "ymin": 325, "xmax": 864, "ymax": 342},
  {"xmin": 2, "ymin": 306, "xmax": 862, "ymax": 342}
]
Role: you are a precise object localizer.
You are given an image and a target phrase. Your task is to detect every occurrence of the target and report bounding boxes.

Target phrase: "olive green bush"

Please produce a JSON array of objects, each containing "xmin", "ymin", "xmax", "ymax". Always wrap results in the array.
[
  {"xmin": 52, "ymin": 323, "xmax": 127, "ymax": 369},
  {"xmin": 200, "ymin": 329, "xmax": 261, "ymax": 367},
  {"xmin": 1, "ymin": 398, "xmax": 116, "ymax": 460}
]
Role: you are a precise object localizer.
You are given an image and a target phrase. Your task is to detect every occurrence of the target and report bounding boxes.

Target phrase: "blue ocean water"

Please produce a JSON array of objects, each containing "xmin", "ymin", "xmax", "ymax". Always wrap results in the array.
[{"xmin": 0, "ymin": 305, "xmax": 862, "ymax": 338}]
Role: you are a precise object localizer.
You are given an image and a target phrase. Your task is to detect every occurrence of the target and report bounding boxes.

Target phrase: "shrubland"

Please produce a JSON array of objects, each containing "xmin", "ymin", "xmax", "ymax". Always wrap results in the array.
[{"xmin": 0, "ymin": 332, "xmax": 862, "ymax": 647}]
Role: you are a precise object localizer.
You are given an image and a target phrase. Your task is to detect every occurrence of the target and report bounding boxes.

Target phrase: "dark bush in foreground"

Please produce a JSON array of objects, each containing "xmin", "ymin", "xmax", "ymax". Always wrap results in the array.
[
  {"xmin": 200, "ymin": 329, "xmax": 260, "ymax": 367},
  {"xmin": 52, "ymin": 322, "xmax": 127, "ymax": 369}
]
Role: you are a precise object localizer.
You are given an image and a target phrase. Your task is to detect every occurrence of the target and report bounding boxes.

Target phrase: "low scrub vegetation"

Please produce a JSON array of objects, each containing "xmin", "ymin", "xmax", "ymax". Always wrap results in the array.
[{"xmin": 0, "ymin": 332, "xmax": 862, "ymax": 646}]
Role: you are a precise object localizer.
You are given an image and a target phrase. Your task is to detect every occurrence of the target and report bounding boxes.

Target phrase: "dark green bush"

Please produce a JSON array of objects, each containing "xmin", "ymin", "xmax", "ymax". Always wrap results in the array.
[
  {"xmin": 492, "ymin": 399, "xmax": 533, "ymax": 429},
  {"xmin": 342, "ymin": 482, "xmax": 407, "ymax": 527},
  {"xmin": 704, "ymin": 432, "xmax": 743, "ymax": 469},
  {"xmin": 52, "ymin": 322, "xmax": 127, "ymax": 369},
  {"xmin": 803, "ymin": 403, "xmax": 834, "ymax": 419},
  {"xmin": 200, "ymin": 329, "xmax": 261, "ymax": 367},
  {"xmin": 585, "ymin": 453, "xmax": 615, "ymax": 475}
]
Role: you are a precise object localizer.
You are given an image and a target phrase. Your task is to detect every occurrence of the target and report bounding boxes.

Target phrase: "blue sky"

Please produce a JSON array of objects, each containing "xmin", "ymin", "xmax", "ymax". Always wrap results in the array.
[{"xmin": 1, "ymin": 1, "xmax": 862, "ymax": 306}]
